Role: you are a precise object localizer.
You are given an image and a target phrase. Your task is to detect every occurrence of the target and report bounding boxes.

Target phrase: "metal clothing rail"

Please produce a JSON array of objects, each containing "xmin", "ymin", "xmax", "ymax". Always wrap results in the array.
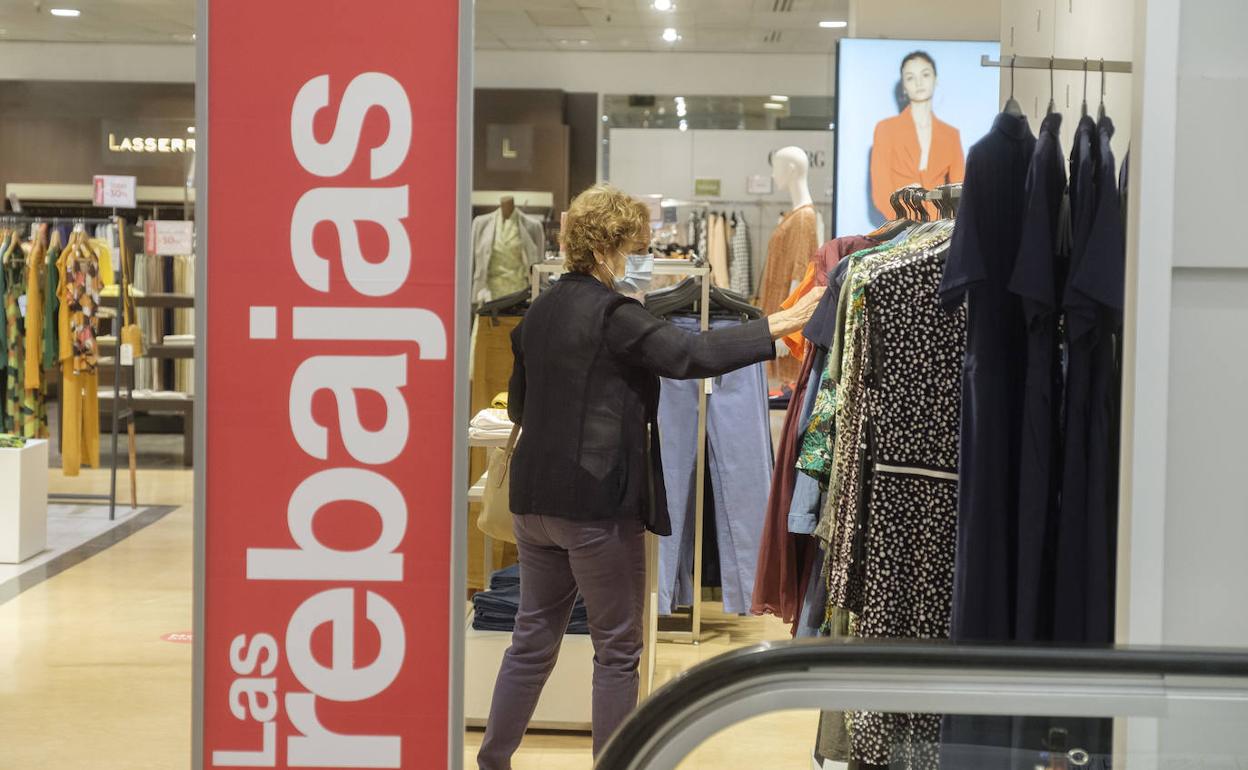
[{"xmin": 981, "ymin": 54, "xmax": 1133, "ymax": 73}]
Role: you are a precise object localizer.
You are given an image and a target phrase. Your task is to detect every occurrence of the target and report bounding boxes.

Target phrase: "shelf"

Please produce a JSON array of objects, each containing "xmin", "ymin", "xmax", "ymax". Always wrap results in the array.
[
  {"xmin": 98, "ymin": 342, "xmax": 195, "ymax": 360},
  {"xmin": 132, "ymin": 293, "xmax": 195, "ymax": 309}
]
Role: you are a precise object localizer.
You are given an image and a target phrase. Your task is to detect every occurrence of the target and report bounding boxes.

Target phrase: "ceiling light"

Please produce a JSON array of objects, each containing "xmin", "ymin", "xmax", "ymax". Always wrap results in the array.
[
  {"xmin": 679, "ymin": 120, "xmax": 688, "ymax": 132},
  {"xmin": 653, "ymin": 0, "xmax": 674, "ymax": 10},
  {"xmin": 661, "ymin": 27, "xmax": 679, "ymax": 43},
  {"xmin": 602, "ymin": 115, "xmax": 609, "ymax": 122},
  {"xmin": 50, "ymin": 8, "xmax": 81, "ymax": 17},
  {"xmin": 676, "ymin": 106, "xmax": 687, "ymax": 117},
  {"xmin": 187, "ymin": 126, "xmax": 196, "ymax": 134},
  {"xmin": 764, "ymin": 102, "xmax": 785, "ymax": 110},
  {"xmin": 770, "ymin": 95, "xmax": 790, "ymax": 102},
  {"xmin": 579, "ymin": 39, "xmax": 588, "ymax": 45},
  {"xmin": 819, "ymin": 20, "xmax": 847, "ymax": 28}
]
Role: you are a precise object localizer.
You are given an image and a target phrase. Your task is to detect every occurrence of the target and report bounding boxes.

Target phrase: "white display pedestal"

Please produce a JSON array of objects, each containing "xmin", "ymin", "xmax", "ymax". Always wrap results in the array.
[
  {"xmin": 464, "ymin": 612, "xmax": 593, "ymax": 731},
  {"xmin": 0, "ymin": 440, "xmax": 49, "ymax": 564}
]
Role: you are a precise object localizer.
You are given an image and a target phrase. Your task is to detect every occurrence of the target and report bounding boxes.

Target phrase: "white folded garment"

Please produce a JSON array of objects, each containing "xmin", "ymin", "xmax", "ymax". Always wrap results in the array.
[{"xmin": 469, "ymin": 408, "xmax": 513, "ymax": 441}]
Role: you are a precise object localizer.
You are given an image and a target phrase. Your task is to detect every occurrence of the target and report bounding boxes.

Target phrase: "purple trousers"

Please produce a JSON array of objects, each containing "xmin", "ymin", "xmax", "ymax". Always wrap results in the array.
[{"xmin": 477, "ymin": 514, "xmax": 646, "ymax": 769}]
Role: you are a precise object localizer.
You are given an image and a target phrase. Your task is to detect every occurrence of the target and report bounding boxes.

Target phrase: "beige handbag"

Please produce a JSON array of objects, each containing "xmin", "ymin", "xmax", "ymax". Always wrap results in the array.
[{"xmin": 476, "ymin": 424, "xmax": 520, "ymax": 544}]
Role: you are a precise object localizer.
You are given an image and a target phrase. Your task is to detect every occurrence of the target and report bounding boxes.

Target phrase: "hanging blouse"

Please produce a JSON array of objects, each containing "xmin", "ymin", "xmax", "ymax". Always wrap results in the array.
[{"xmin": 65, "ymin": 239, "xmax": 103, "ymax": 374}]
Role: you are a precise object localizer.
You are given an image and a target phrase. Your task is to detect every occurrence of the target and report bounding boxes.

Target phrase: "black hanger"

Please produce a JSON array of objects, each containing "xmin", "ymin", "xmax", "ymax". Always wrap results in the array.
[
  {"xmin": 907, "ymin": 186, "xmax": 930, "ymax": 223},
  {"xmin": 889, "ymin": 189, "xmax": 907, "ymax": 220},
  {"xmin": 476, "ymin": 288, "xmax": 530, "ymax": 318},
  {"xmin": 1096, "ymin": 58, "xmax": 1107, "ymax": 121},
  {"xmin": 1047, "ymin": 57, "xmax": 1057, "ymax": 115},
  {"xmin": 1081, "ymin": 58, "xmax": 1089, "ymax": 118},
  {"xmin": 709, "ymin": 285, "xmax": 762, "ymax": 319},
  {"xmin": 643, "ymin": 277, "xmax": 762, "ymax": 320},
  {"xmin": 867, "ymin": 187, "xmax": 915, "ymax": 242},
  {"xmin": 1004, "ymin": 55, "xmax": 1024, "ymax": 117}
]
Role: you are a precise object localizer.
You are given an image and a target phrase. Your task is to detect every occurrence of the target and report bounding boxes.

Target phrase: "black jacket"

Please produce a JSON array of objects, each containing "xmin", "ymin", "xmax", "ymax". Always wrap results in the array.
[{"xmin": 508, "ymin": 272, "xmax": 775, "ymax": 535}]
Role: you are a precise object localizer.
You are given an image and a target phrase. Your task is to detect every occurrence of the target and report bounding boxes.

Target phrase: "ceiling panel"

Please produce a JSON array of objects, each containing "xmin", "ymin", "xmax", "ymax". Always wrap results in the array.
[
  {"xmin": 0, "ymin": 0, "xmax": 848, "ymax": 53},
  {"xmin": 486, "ymin": 0, "xmax": 847, "ymax": 53}
]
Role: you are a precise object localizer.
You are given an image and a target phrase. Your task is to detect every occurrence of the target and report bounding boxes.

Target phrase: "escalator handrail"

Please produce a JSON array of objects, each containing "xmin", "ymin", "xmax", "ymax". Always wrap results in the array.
[{"xmin": 597, "ymin": 638, "xmax": 1248, "ymax": 769}]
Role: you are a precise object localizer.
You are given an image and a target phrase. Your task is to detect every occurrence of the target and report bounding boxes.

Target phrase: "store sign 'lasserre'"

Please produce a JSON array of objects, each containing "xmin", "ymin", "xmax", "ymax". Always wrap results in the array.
[
  {"xmin": 202, "ymin": 2, "xmax": 461, "ymax": 768},
  {"xmin": 107, "ymin": 133, "xmax": 197, "ymax": 154}
]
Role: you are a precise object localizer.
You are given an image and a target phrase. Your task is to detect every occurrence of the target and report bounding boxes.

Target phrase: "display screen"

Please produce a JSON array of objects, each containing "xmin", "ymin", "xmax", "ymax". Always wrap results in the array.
[{"xmin": 835, "ymin": 38, "xmax": 1001, "ymax": 236}]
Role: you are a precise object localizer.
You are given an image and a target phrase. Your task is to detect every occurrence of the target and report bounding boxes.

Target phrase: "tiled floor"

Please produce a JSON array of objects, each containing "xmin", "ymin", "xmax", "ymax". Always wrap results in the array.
[
  {"xmin": 1, "ymin": 466, "xmax": 825, "ymax": 769},
  {"xmin": 0, "ymin": 503, "xmax": 173, "ymax": 591}
]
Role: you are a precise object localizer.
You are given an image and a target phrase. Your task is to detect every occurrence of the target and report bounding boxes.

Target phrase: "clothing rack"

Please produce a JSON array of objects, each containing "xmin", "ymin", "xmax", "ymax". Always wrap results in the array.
[
  {"xmin": 4, "ymin": 214, "xmax": 135, "ymax": 519},
  {"xmin": 980, "ymin": 54, "xmax": 1133, "ymax": 73}
]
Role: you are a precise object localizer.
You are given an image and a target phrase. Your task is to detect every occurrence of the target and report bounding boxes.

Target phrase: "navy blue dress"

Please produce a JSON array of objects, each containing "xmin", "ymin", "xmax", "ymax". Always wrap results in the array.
[
  {"xmin": 1053, "ymin": 116, "xmax": 1124, "ymax": 644},
  {"xmin": 939, "ymin": 111, "xmax": 1036, "ymax": 643},
  {"xmin": 1008, "ymin": 112, "xmax": 1070, "ymax": 643}
]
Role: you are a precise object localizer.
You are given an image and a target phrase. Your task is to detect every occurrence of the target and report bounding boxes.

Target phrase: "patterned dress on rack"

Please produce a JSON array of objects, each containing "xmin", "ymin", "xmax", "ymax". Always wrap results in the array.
[
  {"xmin": 821, "ymin": 234, "xmax": 951, "ymax": 613},
  {"xmin": 3, "ymin": 255, "xmax": 45, "ymax": 437},
  {"xmin": 729, "ymin": 216, "xmax": 752, "ymax": 297},
  {"xmin": 3, "ymin": 257, "xmax": 20, "ymax": 433},
  {"xmin": 66, "ymin": 241, "xmax": 102, "ymax": 374},
  {"xmin": 848, "ymin": 247, "xmax": 966, "ymax": 770}
]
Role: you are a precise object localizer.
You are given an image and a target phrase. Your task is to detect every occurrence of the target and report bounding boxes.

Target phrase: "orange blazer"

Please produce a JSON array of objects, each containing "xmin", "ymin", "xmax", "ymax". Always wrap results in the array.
[{"xmin": 870, "ymin": 106, "xmax": 965, "ymax": 220}]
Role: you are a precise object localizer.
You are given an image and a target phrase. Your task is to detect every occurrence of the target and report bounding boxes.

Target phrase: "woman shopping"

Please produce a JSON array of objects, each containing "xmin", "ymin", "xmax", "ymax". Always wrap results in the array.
[{"xmin": 478, "ymin": 184, "xmax": 824, "ymax": 768}]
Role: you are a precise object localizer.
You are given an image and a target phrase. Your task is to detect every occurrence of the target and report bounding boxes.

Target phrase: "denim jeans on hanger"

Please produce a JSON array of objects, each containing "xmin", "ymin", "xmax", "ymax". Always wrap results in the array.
[{"xmin": 657, "ymin": 316, "xmax": 773, "ymax": 615}]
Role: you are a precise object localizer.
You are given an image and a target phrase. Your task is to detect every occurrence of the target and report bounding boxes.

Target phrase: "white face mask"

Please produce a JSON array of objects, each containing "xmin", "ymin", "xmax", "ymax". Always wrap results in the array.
[{"xmin": 616, "ymin": 253, "xmax": 655, "ymax": 296}]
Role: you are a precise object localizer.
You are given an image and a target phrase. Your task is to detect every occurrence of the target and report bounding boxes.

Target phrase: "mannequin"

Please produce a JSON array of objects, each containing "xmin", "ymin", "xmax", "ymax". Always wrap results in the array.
[
  {"xmin": 759, "ymin": 146, "xmax": 820, "ymax": 381},
  {"xmin": 471, "ymin": 198, "xmax": 546, "ymax": 304},
  {"xmin": 771, "ymin": 146, "xmax": 814, "ymax": 211}
]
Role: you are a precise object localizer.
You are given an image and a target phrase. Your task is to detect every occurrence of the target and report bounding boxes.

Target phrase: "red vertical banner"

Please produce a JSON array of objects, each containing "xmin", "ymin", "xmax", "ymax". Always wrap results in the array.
[{"xmin": 198, "ymin": 1, "xmax": 464, "ymax": 768}]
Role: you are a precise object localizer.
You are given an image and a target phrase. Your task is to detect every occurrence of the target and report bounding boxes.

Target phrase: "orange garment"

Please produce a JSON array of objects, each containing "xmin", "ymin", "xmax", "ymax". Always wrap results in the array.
[
  {"xmin": 778, "ymin": 262, "xmax": 817, "ymax": 360},
  {"xmin": 870, "ymin": 105, "xmax": 965, "ymax": 220},
  {"xmin": 758, "ymin": 204, "xmax": 818, "ymax": 384}
]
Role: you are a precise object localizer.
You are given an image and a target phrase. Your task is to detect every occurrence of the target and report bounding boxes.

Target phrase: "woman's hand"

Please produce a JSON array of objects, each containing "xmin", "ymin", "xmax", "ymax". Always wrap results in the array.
[{"xmin": 767, "ymin": 286, "xmax": 827, "ymax": 340}]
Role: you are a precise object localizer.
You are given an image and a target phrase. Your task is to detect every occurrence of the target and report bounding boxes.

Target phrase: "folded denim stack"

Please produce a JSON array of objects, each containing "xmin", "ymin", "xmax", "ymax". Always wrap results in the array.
[{"xmin": 471, "ymin": 563, "xmax": 590, "ymax": 634}]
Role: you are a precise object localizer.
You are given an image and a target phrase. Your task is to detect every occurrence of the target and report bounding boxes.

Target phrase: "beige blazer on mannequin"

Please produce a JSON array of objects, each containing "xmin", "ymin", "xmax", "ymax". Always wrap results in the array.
[{"xmin": 471, "ymin": 208, "xmax": 546, "ymax": 302}]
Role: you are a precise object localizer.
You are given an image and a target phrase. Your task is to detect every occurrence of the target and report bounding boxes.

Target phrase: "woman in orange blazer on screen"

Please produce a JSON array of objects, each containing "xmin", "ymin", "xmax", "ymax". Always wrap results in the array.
[{"xmin": 870, "ymin": 50, "xmax": 966, "ymax": 219}]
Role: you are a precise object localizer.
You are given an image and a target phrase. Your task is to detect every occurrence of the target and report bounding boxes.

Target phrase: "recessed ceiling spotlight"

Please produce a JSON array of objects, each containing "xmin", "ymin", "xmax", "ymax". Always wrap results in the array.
[
  {"xmin": 661, "ymin": 27, "xmax": 679, "ymax": 43},
  {"xmin": 653, "ymin": 0, "xmax": 674, "ymax": 11},
  {"xmin": 579, "ymin": 39, "xmax": 589, "ymax": 45},
  {"xmin": 679, "ymin": 120, "xmax": 688, "ymax": 132},
  {"xmin": 769, "ymin": 95, "xmax": 789, "ymax": 102},
  {"xmin": 50, "ymin": 8, "xmax": 81, "ymax": 17},
  {"xmin": 187, "ymin": 126, "xmax": 196, "ymax": 134},
  {"xmin": 819, "ymin": 20, "xmax": 848, "ymax": 28},
  {"xmin": 764, "ymin": 102, "xmax": 785, "ymax": 110}
]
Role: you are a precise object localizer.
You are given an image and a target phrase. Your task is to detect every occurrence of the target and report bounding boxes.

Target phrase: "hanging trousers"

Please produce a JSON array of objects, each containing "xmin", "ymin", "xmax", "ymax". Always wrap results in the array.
[
  {"xmin": 61, "ymin": 366, "xmax": 100, "ymax": 475},
  {"xmin": 657, "ymin": 317, "xmax": 772, "ymax": 615},
  {"xmin": 478, "ymin": 514, "xmax": 645, "ymax": 769}
]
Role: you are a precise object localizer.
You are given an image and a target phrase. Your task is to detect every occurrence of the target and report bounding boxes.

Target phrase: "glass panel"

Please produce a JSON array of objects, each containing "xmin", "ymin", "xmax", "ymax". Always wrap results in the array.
[{"xmin": 665, "ymin": 698, "xmax": 1248, "ymax": 770}]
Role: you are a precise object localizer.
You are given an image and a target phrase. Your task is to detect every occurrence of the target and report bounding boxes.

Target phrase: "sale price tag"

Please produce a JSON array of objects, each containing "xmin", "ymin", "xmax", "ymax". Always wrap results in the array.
[{"xmin": 92, "ymin": 175, "xmax": 137, "ymax": 208}]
